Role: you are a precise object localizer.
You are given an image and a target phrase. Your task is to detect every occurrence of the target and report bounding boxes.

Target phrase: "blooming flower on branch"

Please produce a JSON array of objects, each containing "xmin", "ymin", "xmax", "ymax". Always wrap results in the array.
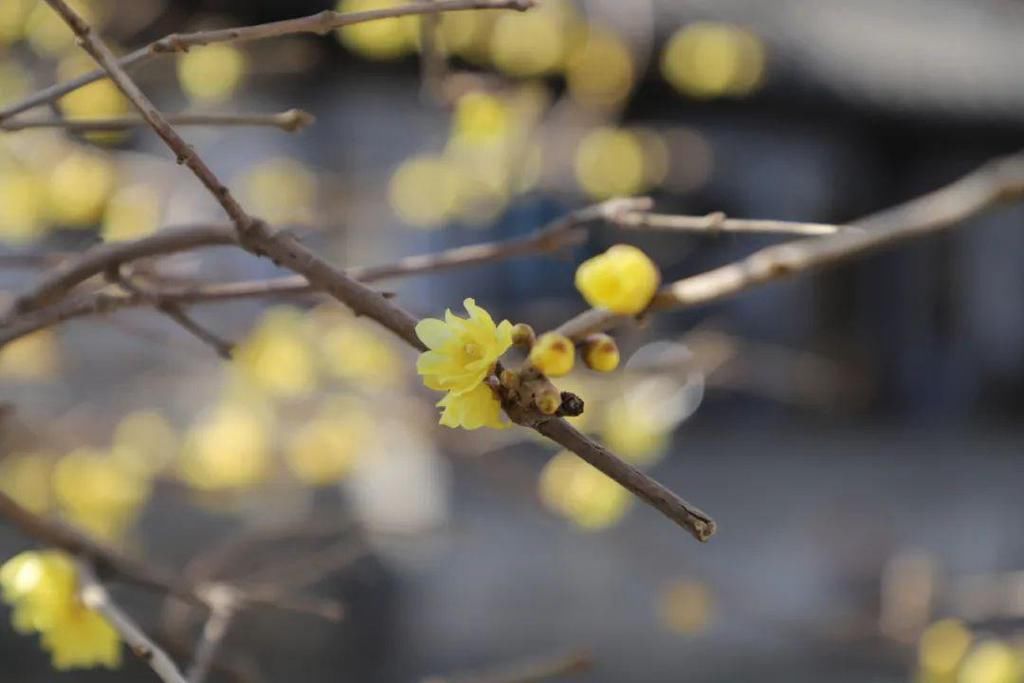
[
  {"xmin": 416, "ymin": 298, "xmax": 513, "ymax": 430},
  {"xmin": 575, "ymin": 244, "xmax": 661, "ymax": 314},
  {"xmin": 1, "ymin": 551, "xmax": 121, "ymax": 671},
  {"xmin": 416, "ymin": 298, "xmax": 513, "ymax": 394},
  {"xmin": 438, "ymin": 382, "xmax": 508, "ymax": 430}
]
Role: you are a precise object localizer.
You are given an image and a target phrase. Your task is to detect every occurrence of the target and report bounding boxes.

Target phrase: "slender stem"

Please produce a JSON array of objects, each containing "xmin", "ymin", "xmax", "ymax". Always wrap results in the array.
[
  {"xmin": 613, "ymin": 210, "xmax": 843, "ymax": 236},
  {"xmin": 0, "ymin": 109, "xmax": 315, "ymax": 133},
  {"xmin": 0, "ymin": 1, "xmax": 532, "ymax": 123},
  {"xmin": 75, "ymin": 560, "xmax": 189, "ymax": 683}
]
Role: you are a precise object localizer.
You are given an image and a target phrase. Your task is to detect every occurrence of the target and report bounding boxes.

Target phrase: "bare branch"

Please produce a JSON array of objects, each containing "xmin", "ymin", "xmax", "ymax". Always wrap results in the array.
[
  {"xmin": 535, "ymin": 419, "xmax": 715, "ymax": 542},
  {"xmin": 0, "ymin": 1, "xmax": 532, "ymax": 123},
  {"xmin": 75, "ymin": 560, "xmax": 189, "ymax": 683},
  {"xmin": 0, "ymin": 109, "xmax": 315, "ymax": 133},
  {"xmin": 554, "ymin": 151, "xmax": 1024, "ymax": 341},
  {"xmin": 613, "ymin": 210, "xmax": 843, "ymax": 236},
  {"xmin": 187, "ymin": 585, "xmax": 238, "ymax": 683}
]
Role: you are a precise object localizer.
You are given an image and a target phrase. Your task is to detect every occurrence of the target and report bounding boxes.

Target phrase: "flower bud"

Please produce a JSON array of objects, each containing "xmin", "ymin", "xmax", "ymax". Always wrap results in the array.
[
  {"xmin": 511, "ymin": 323, "xmax": 536, "ymax": 348},
  {"xmin": 574, "ymin": 244, "xmax": 660, "ymax": 314},
  {"xmin": 529, "ymin": 332, "xmax": 575, "ymax": 377},
  {"xmin": 499, "ymin": 368, "xmax": 520, "ymax": 390},
  {"xmin": 582, "ymin": 334, "xmax": 620, "ymax": 372},
  {"xmin": 536, "ymin": 387, "xmax": 561, "ymax": 415}
]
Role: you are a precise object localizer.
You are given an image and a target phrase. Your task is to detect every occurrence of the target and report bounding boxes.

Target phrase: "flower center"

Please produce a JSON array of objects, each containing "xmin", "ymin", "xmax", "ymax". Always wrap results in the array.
[{"xmin": 463, "ymin": 342, "xmax": 482, "ymax": 360}]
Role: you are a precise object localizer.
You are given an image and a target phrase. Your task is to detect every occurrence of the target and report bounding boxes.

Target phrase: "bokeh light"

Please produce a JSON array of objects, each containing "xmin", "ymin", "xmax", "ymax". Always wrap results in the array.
[
  {"xmin": 177, "ymin": 44, "xmax": 247, "ymax": 104},
  {"xmin": 661, "ymin": 22, "xmax": 766, "ymax": 99},
  {"xmin": 335, "ymin": 0, "xmax": 419, "ymax": 61}
]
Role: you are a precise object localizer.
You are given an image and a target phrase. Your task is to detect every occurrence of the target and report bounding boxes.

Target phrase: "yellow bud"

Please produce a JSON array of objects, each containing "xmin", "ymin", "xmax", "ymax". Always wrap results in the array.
[
  {"xmin": 499, "ymin": 368, "xmax": 520, "ymax": 390},
  {"xmin": 536, "ymin": 388, "xmax": 561, "ymax": 415},
  {"xmin": 529, "ymin": 332, "xmax": 575, "ymax": 377},
  {"xmin": 575, "ymin": 244, "xmax": 660, "ymax": 314},
  {"xmin": 583, "ymin": 333, "xmax": 620, "ymax": 372},
  {"xmin": 511, "ymin": 322, "xmax": 536, "ymax": 348}
]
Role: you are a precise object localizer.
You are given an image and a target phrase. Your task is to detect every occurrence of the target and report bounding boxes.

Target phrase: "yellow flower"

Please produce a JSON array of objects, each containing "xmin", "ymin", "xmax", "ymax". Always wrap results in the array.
[
  {"xmin": 529, "ymin": 332, "xmax": 575, "ymax": 377},
  {"xmin": 575, "ymin": 244, "xmax": 660, "ymax": 314},
  {"xmin": 53, "ymin": 449, "xmax": 150, "ymax": 542},
  {"xmin": 416, "ymin": 298, "xmax": 513, "ymax": 395},
  {"xmin": 1, "ymin": 551, "xmax": 121, "ymax": 670},
  {"xmin": 437, "ymin": 382, "xmax": 507, "ymax": 430},
  {"xmin": 538, "ymin": 450, "xmax": 631, "ymax": 529}
]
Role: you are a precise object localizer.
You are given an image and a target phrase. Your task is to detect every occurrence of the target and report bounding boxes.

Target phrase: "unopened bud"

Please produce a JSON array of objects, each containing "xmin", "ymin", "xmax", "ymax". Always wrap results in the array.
[
  {"xmin": 529, "ymin": 332, "xmax": 575, "ymax": 377},
  {"xmin": 511, "ymin": 323, "xmax": 536, "ymax": 348},
  {"xmin": 499, "ymin": 368, "xmax": 520, "ymax": 390},
  {"xmin": 582, "ymin": 333, "xmax": 620, "ymax": 372},
  {"xmin": 536, "ymin": 387, "xmax": 561, "ymax": 415}
]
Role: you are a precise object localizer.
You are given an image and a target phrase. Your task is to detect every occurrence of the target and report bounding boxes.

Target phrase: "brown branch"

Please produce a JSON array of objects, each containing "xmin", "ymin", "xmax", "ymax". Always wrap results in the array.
[
  {"xmin": 76, "ymin": 560, "xmax": 189, "ymax": 683},
  {"xmin": 0, "ymin": 109, "xmax": 315, "ymax": 133},
  {"xmin": 0, "ymin": 1, "xmax": 532, "ymax": 124},
  {"xmin": 186, "ymin": 585, "xmax": 238, "ymax": 683},
  {"xmin": 422, "ymin": 649, "xmax": 592, "ymax": 683},
  {"xmin": 107, "ymin": 267, "xmax": 235, "ymax": 359},
  {"xmin": 554, "ymin": 151, "xmax": 1024, "ymax": 341},
  {"xmin": 613, "ymin": 210, "xmax": 843, "ymax": 236},
  {"xmin": 0, "ymin": 489, "xmax": 195, "ymax": 600},
  {"xmin": 535, "ymin": 419, "xmax": 715, "ymax": 542}
]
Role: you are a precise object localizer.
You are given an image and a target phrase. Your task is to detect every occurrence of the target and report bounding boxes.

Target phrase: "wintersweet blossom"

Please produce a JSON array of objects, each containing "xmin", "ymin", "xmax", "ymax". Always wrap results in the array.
[
  {"xmin": 0, "ymin": 551, "xmax": 121, "ymax": 670},
  {"xmin": 416, "ymin": 298, "xmax": 512, "ymax": 430},
  {"xmin": 575, "ymin": 244, "xmax": 661, "ymax": 314},
  {"xmin": 529, "ymin": 332, "xmax": 575, "ymax": 377}
]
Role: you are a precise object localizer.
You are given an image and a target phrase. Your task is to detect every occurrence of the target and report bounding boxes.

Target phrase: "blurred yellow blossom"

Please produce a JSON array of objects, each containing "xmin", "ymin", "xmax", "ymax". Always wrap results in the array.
[
  {"xmin": 177, "ymin": 44, "xmax": 247, "ymax": 104},
  {"xmin": 234, "ymin": 307, "xmax": 317, "ymax": 399},
  {"xmin": 239, "ymin": 157, "xmax": 317, "ymax": 225},
  {"xmin": 453, "ymin": 92, "xmax": 509, "ymax": 145},
  {"xmin": 661, "ymin": 22, "xmax": 765, "ymax": 99},
  {"xmin": 179, "ymin": 401, "xmax": 272, "ymax": 492},
  {"xmin": 53, "ymin": 448, "xmax": 150, "ymax": 542},
  {"xmin": 0, "ymin": 168, "xmax": 48, "ymax": 243},
  {"xmin": 529, "ymin": 332, "xmax": 575, "ymax": 377},
  {"xmin": 566, "ymin": 25, "xmax": 634, "ymax": 109},
  {"xmin": 958, "ymin": 641, "xmax": 1021, "ymax": 683},
  {"xmin": 416, "ymin": 297, "xmax": 512, "ymax": 395},
  {"xmin": 336, "ymin": 0, "xmax": 419, "ymax": 60},
  {"xmin": 919, "ymin": 618, "xmax": 973, "ymax": 680},
  {"xmin": 575, "ymin": 244, "xmax": 660, "ymax": 314},
  {"xmin": 47, "ymin": 150, "xmax": 117, "ymax": 226},
  {"xmin": 25, "ymin": 0, "xmax": 101, "ymax": 57},
  {"xmin": 659, "ymin": 578, "xmax": 715, "ymax": 635},
  {"xmin": 575, "ymin": 127, "xmax": 648, "ymax": 199},
  {"xmin": 389, "ymin": 154, "xmax": 466, "ymax": 228},
  {"xmin": 490, "ymin": 6, "xmax": 569, "ymax": 77},
  {"xmin": 437, "ymin": 382, "xmax": 506, "ymax": 430},
  {"xmin": 101, "ymin": 184, "xmax": 162, "ymax": 242},
  {"xmin": 0, "ymin": 451, "xmax": 54, "ymax": 515},
  {"xmin": 318, "ymin": 318, "xmax": 403, "ymax": 386},
  {"xmin": 539, "ymin": 450, "xmax": 630, "ymax": 529},
  {"xmin": 0, "ymin": 0, "xmax": 33, "ymax": 45},
  {"xmin": 57, "ymin": 52, "xmax": 129, "ymax": 126},
  {"xmin": 0, "ymin": 329, "xmax": 59, "ymax": 380},
  {"xmin": 437, "ymin": 9, "xmax": 492, "ymax": 61},
  {"xmin": 1, "ymin": 551, "xmax": 121, "ymax": 670},
  {"xmin": 109, "ymin": 410, "xmax": 178, "ymax": 479},
  {"xmin": 601, "ymin": 376, "xmax": 693, "ymax": 465},
  {"xmin": 286, "ymin": 408, "xmax": 372, "ymax": 485}
]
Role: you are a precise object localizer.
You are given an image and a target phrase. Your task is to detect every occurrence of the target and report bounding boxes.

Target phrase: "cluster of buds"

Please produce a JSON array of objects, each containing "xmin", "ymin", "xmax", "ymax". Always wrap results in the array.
[{"xmin": 503, "ymin": 324, "xmax": 621, "ymax": 416}]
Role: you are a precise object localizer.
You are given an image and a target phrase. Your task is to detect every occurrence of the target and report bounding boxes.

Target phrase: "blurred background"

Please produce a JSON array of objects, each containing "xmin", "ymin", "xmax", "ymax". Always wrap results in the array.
[{"xmin": 1, "ymin": 0, "xmax": 1023, "ymax": 681}]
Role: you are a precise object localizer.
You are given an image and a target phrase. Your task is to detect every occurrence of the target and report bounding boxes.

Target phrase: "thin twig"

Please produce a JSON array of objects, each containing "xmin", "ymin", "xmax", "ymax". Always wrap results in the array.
[
  {"xmin": 187, "ymin": 585, "xmax": 238, "ymax": 683},
  {"xmin": 613, "ymin": 210, "xmax": 843, "ymax": 236},
  {"xmin": 75, "ymin": 560, "xmax": 189, "ymax": 683},
  {"xmin": 0, "ymin": 109, "xmax": 315, "ymax": 133},
  {"xmin": 108, "ymin": 267, "xmax": 235, "ymax": 359},
  {"xmin": 0, "ymin": 0, "xmax": 532, "ymax": 124},
  {"xmin": 422, "ymin": 649, "xmax": 592, "ymax": 683},
  {"xmin": 553, "ymin": 152, "xmax": 1024, "ymax": 341}
]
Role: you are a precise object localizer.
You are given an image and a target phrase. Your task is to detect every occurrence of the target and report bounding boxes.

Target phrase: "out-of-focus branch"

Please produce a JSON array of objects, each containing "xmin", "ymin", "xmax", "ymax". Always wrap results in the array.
[
  {"xmin": 553, "ymin": 151, "xmax": 1024, "ymax": 341},
  {"xmin": 613, "ymin": 210, "xmax": 843, "ymax": 236},
  {"xmin": 75, "ymin": 560, "xmax": 189, "ymax": 683},
  {"xmin": 422, "ymin": 649, "xmax": 592, "ymax": 683},
  {"xmin": 186, "ymin": 585, "xmax": 238, "ymax": 683},
  {"xmin": 107, "ymin": 267, "xmax": 235, "ymax": 359},
  {"xmin": 0, "ymin": 109, "xmax": 315, "ymax": 133},
  {"xmin": 536, "ymin": 419, "xmax": 715, "ymax": 542},
  {"xmin": 0, "ymin": 0, "xmax": 532, "ymax": 124}
]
